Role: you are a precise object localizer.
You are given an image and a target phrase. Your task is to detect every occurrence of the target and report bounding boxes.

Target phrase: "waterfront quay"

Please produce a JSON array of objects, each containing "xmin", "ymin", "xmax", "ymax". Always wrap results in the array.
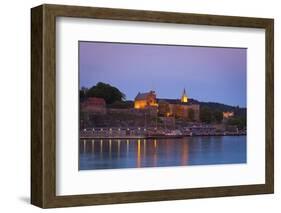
[{"xmin": 80, "ymin": 125, "xmax": 246, "ymax": 139}]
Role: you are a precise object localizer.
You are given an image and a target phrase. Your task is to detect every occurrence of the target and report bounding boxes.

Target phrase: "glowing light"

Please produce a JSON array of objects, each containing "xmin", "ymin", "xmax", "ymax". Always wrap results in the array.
[
  {"xmin": 109, "ymin": 140, "xmax": 112, "ymax": 156},
  {"xmin": 181, "ymin": 96, "xmax": 188, "ymax": 103},
  {"xmin": 134, "ymin": 100, "xmax": 147, "ymax": 109},
  {"xmin": 137, "ymin": 139, "xmax": 141, "ymax": 168},
  {"xmin": 83, "ymin": 140, "xmax": 86, "ymax": 153},
  {"xmin": 143, "ymin": 139, "xmax": 146, "ymax": 158},
  {"xmin": 100, "ymin": 140, "xmax": 103, "ymax": 154},
  {"xmin": 126, "ymin": 140, "xmax": 129, "ymax": 155},
  {"xmin": 92, "ymin": 140, "xmax": 94, "ymax": 152},
  {"xmin": 117, "ymin": 140, "xmax": 120, "ymax": 157},
  {"xmin": 181, "ymin": 141, "xmax": 189, "ymax": 166},
  {"xmin": 223, "ymin": 111, "xmax": 234, "ymax": 119},
  {"xmin": 181, "ymin": 88, "xmax": 188, "ymax": 103}
]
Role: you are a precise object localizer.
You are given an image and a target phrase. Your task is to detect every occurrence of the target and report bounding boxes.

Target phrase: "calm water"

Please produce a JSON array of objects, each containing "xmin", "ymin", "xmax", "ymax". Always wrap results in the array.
[{"xmin": 79, "ymin": 136, "xmax": 246, "ymax": 170}]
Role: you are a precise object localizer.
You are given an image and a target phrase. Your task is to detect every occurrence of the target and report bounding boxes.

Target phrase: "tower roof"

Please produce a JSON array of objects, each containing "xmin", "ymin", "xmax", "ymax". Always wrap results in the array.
[
  {"xmin": 181, "ymin": 88, "xmax": 188, "ymax": 103},
  {"xmin": 135, "ymin": 91, "xmax": 156, "ymax": 100},
  {"xmin": 182, "ymin": 88, "xmax": 186, "ymax": 96}
]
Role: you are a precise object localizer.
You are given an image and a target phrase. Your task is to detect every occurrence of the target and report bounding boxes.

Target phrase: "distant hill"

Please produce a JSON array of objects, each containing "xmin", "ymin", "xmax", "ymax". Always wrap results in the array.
[
  {"xmin": 107, "ymin": 97, "xmax": 246, "ymax": 116},
  {"xmin": 198, "ymin": 101, "xmax": 246, "ymax": 117},
  {"xmin": 156, "ymin": 97, "xmax": 246, "ymax": 116}
]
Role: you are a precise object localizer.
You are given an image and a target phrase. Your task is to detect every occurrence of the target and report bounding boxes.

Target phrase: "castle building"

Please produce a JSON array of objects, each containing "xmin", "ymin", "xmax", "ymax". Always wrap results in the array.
[
  {"xmin": 134, "ymin": 91, "xmax": 158, "ymax": 109},
  {"xmin": 223, "ymin": 111, "xmax": 234, "ymax": 119},
  {"xmin": 80, "ymin": 97, "xmax": 106, "ymax": 114},
  {"xmin": 134, "ymin": 89, "xmax": 200, "ymax": 121},
  {"xmin": 222, "ymin": 111, "xmax": 234, "ymax": 122}
]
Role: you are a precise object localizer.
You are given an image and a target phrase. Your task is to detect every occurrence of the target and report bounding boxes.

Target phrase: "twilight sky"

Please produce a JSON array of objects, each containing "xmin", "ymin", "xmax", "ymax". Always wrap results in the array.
[{"xmin": 79, "ymin": 41, "xmax": 247, "ymax": 107}]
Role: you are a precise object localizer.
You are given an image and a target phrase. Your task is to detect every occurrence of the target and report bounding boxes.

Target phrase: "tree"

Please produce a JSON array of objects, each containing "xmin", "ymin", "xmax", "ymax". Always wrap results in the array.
[
  {"xmin": 227, "ymin": 116, "xmax": 246, "ymax": 130},
  {"xmin": 79, "ymin": 90, "xmax": 86, "ymax": 100},
  {"xmin": 213, "ymin": 110, "xmax": 223, "ymax": 123},
  {"xmin": 79, "ymin": 87, "xmax": 88, "ymax": 101},
  {"xmin": 86, "ymin": 82, "xmax": 126, "ymax": 104},
  {"xmin": 200, "ymin": 107, "xmax": 212, "ymax": 123}
]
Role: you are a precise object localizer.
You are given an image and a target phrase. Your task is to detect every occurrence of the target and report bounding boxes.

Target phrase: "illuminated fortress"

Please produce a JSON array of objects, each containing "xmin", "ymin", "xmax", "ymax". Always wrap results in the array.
[{"xmin": 134, "ymin": 89, "xmax": 200, "ymax": 121}]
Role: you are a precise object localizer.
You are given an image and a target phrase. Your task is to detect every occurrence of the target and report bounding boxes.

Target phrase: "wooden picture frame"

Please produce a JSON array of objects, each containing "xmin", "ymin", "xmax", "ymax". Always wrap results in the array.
[{"xmin": 31, "ymin": 4, "xmax": 274, "ymax": 208}]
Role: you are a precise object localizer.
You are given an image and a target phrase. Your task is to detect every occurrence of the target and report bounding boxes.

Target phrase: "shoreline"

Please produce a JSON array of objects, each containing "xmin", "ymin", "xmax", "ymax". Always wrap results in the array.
[{"xmin": 80, "ymin": 133, "xmax": 246, "ymax": 140}]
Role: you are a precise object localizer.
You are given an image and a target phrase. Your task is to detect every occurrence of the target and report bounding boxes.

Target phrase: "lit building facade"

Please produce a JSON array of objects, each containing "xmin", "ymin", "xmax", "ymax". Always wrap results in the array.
[
  {"xmin": 158, "ymin": 99, "xmax": 200, "ymax": 121},
  {"xmin": 134, "ymin": 89, "xmax": 200, "ymax": 121},
  {"xmin": 223, "ymin": 111, "xmax": 234, "ymax": 119},
  {"xmin": 134, "ymin": 91, "xmax": 158, "ymax": 109}
]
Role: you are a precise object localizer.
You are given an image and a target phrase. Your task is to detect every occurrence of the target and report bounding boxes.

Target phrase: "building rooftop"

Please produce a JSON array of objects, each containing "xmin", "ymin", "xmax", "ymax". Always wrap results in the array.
[
  {"xmin": 157, "ymin": 98, "xmax": 199, "ymax": 105},
  {"xmin": 135, "ymin": 91, "xmax": 155, "ymax": 101}
]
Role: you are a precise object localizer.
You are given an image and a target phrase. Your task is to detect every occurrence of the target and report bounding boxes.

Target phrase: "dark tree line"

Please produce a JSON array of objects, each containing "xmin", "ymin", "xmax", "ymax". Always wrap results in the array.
[
  {"xmin": 199, "ymin": 106, "xmax": 246, "ymax": 129},
  {"xmin": 199, "ymin": 106, "xmax": 223, "ymax": 124},
  {"xmin": 227, "ymin": 116, "xmax": 246, "ymax": 130},
  {"xmin": 80, "ymin": 82, "xmax": 126, "ymax": 104}
]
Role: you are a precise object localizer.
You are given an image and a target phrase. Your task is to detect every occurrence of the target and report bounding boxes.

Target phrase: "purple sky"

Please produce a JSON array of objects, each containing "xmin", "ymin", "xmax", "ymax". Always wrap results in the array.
[{"xmin": 79, "ymin": 41, "xmax": 247, "ymax": 107}]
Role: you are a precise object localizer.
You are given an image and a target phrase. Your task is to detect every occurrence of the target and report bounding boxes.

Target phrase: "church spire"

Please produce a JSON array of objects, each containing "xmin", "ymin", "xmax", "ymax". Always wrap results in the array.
[{"xmin": 181, "ymin": 88, "xmax": 188, "ymax": 103}]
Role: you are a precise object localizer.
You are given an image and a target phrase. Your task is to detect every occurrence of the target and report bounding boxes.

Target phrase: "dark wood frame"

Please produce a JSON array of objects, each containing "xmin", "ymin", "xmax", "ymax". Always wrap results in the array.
[{"xmin": 31, "ymin": 4, "xmax": 274, "ymax": 208}]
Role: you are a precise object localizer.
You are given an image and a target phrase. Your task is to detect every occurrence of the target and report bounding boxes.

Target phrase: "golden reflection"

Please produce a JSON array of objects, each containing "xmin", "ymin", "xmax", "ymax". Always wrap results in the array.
[
  {"xmin": 83, "ymin": 140, "xmax": 86, "ymax": 153},
  {"xmin": 126, "ymin": 140, "xmax": 129, "ymax": 155},
  {"xmin": 117, "ymin": 140, "xmax": 121, "ymax": 158},
  {"xmin": 92, "ymin": 139, "xmax": 95, "ymax": 152},
  {"xmin": 181, "ymin": 141, "xmax": 189, "ymax": 166},
  {"xmin": 109, "ymin": 139, "xmax": 112, "ymax": 158},
  {"xmin": 137, "ymin": 139, "xmax": 141, "ymax": 168},
  {"xmin": 143, "ymin": 139, "xmax": 146, "ymax": 159},
  {"xmin": 153, "ymin": 140, "xmax": 157, "ymax": 167},
  {"xmin": 100, "ymin": 140, "xmax": 103, "ymax": 156}
]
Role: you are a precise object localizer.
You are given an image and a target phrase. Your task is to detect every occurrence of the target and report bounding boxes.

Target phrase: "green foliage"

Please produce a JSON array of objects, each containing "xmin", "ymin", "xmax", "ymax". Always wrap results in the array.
[
  {"xmin": 200, "ymin": 107, "xmax": 223, "ymax": 124},
  {"xmin": 79, "ymin": 87, "xmax": 88, "ymax": 101},
  {"xmin": 79, "ymin": 90, "xmax": 86, "ymax": 100},
  {"xmin": 227, "ymin": 116, "xmax": 246, "ymax": 130},
  {"xmin": 84, "ymin": 82, "xmax": 126, "ymax": 104},
  {"xmin": 213, "ymin": 110, "xmax": 223, "ymax": 123},
  {"xmin": 200, "ymin": 107, "xmax": 212, "ymax": 123}
]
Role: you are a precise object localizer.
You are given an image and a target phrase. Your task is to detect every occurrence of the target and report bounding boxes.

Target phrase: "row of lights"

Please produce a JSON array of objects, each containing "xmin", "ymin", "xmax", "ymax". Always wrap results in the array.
[{"xmin": 84, "ymin": 128, "xmax": 147, "ymax": 132}]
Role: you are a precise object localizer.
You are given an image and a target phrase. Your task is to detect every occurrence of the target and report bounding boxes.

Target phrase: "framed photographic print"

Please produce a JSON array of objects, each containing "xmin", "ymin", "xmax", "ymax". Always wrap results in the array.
[{"xmin": 31, "ymin": 4, "xmax": 274, "ymax": 208}]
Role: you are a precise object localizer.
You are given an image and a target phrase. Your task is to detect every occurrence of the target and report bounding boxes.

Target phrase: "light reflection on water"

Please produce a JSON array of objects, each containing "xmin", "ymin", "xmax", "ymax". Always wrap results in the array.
[{"xmin": 79, "ymin": 136, "xmax": 246, "ymax": 170}]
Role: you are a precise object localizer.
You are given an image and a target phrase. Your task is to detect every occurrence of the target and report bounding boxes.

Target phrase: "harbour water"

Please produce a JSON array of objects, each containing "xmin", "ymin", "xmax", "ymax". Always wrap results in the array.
[{"xmin": 79, "ymin": 136, "xmax": 246, "ymax": 170}]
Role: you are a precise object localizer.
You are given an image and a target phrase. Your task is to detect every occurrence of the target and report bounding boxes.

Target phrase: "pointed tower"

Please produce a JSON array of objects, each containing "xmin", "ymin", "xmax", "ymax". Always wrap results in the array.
[{"xmin": 181, "ymin": 88, "xmax": 188, "ymax": 103}]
